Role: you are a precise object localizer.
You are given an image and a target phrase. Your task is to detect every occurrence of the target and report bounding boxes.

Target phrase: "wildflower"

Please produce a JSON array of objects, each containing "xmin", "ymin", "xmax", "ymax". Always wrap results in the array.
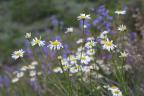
[
  {"xmin": 31, "ymin": 61, "xmax": 38, "ymax": 66},
  {"xmin": 37, "ymin": 72, "xmax": 42, "ymax": 75},
  {"xmin": 20, "ymin": 66, "xmax": 28, "ymax": 71},
  {"xmin": 76, "ymin": 38, "xmax": 84, "ymax": 44},
  {"xmin": 117, "ymin": 25, "xmax": 127, "ymax": 32},
  {"xmin": 102, "ymin": 39, "xmax": 116, "ymax": 51},
  {"xmin": 31, "ymin": 37, "xmax": 45, "ymax": 47},
  {"xmin": 29, "ymin": 71, "xmax": 36, "ymax": 77},
  {"xmin": 86, "ymin": 49, "xmax": 95, "ymax": 55},
  {"xmin": 69, "ymin": 66, "xmax": 79, "ymax": 74},
  {"xmin": 108, "ymin": 86, "xmax": 123, "ymax": 96},
  {"xmin": 99, "ymin": 31, "xmax": 109, "ymax": 39},
  {"xmin": 28, "ymin": 65, "xmax": 35, "ymax": 70},
  {"xmin": 12, "ymin": 49, "xmax": 25, "ymax": 60},
  {"xmin": 25, "ymin": 32, "xmax": 31, "ymax": 39},
  {"xmin": 85, "ymin": 40, "xmax": 96, "ymax": 49},
  {"xmin": 53, "ymin": 67, "xmax": 63, "ymax": 73},
  {"xmin": 76, "ymin": 52, "xmax": 93, "ymax": 64},
  {"xmin": 57, "ymin": 56, "xmax": 62, "ymax": 59},
  {"xmin": 115, "ymin": 10, "xmax": 126, "ymax": 15},
  {"xmin": 119, "ymin": 51, "xmax": 128, "ymax": 58},
  {"xmin": 16, "ymin": 72, "xmax": 24, "ymax": 78},
  {"xmin": 48, "ymin": 40, "xmax": 63, "ymax": 50},
  {"xmin": 83, "ymin": 25, "xmax": 87, "ymax": 29},
  {"xmin": 65, "ymin": 27, "xmax": 73, "ymax": 34},
  {"xmin": 12, "ymin": 78, "xmax": 19, "ymax": 83},
  {"xmin": 77, "ymin": 13, "xmax": 91, "ymax": 20},
  {"xmin": 68, "ymin": 55, "xmax": 77, "ymax": 65}
]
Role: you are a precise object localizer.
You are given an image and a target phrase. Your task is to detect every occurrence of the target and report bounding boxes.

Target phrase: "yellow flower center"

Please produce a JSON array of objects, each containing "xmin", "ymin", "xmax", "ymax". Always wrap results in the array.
[
  {"xmin": 104, "ymin": 41, "xmax": 113, "ymax": 46},
  {"xmin": 52, "ymin": 41, "xmax": 60, "ymax": 46},
  {"xmin": 113, "ymin": 90, "xmax": 120, "ymax": 94},
  {"xmin": 16, "ymin": 52, "xmax": 22, "ymax": 56},
  {"xmin": 35, "ymin": 39, "xmax": 40, "ymax": 44},
  {"xmin": 80, "ymin": 16, "xmax": 86, "ymax": 19}
]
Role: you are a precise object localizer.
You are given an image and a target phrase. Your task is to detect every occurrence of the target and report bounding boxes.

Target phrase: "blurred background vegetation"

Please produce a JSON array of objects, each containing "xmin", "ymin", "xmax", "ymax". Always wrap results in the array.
[{"xmin": 0, "ymin": 0, "xmax": 143, "ymax": 65}]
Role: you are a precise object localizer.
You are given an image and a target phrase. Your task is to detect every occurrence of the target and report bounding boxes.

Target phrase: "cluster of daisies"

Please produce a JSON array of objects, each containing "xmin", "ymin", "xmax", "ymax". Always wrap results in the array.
[
  {"xmin": 12, "ymin": 61, "xmax": 42, "ymax": 83},
  {"xmin": 54, "ymin": 37, "xmax": 96, "ymax": 74},
  {"xmin": 10, "ymin": 10, "xmax": 129, "ymax": 96}
]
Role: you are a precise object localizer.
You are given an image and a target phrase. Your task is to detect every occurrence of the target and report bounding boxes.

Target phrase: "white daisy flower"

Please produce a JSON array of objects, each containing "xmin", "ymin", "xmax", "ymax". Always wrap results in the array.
[
  {"xmin": 117, "ymin": 24, "xmax": 127, "ymax": 32},
  {"xmin": 12, "ymin": 78, "xmax": 19, "ymax": 83},
  {"xmin": 12, "ymin": 49, "xmax": 25, "ymax": 60},
  {"xmin": 115, "ymin": 10, "xmax": 126, "ymax": 15},
  {"xmin": 48, "ymin": 40, "xmax": 63, "ymax": 50},
  {"xmin": 37, "ymin": 72, "xmax": 42, "ymax": 75},
  {"xmin": 29, "ymin": 70, "xmax": 36, "ymax": 77},
  {"xmin": 119, "ymin": 51, "xmax": 128, "ymax": 58},
  {"xmin": 20, "ymin": 66, "xmax": 28, "ymax": 71},
  {"xmin": 81, "ymin": 65, "xmax": 93, "ymax": 73},
  {"xmin": 76, "ymin": 38, "xmax": 84, "ymax": 44},
  {"xmin": 77, "ymin": 46, "xmax": 85, "ymax": 52},
  {"xmin": 25, "ymin": 32, "xmax": 31, "ymax": 39},
  {"xmin": 108, "ymin": 86, "xmax": 123, "ymax": 96},
  {"xmin": 76, "ymin": 52, "xmax": 93, "ymax": 65},
  {"xmin": 69, "ymin": 66, "xmax": 80, "ymax": 74},
  {"xmin": 31, "ymin": 37, "xmax": 45, "ymax": 47},
  {"xmin": 65, "ymin": 27, "xmax": 73, "ymax": 34},
  {"xmin": 77, "ymin": 13, "xmax": 91, "ymax": 20},
  {"xmin": 53, "ymin": 67, "xmax": 63, "ymax": 73},
  {"xmin": 102, "ymin": 39, "xmax": 116, "ymax": 51},
  {"xmin": 85, "ymin": 40, "xmax": 96, "ymax": 49},
  {"xmin": 86, "ymin": 49, "xmax": 95, "ymax": 56},
  {"xmin": 68, "ymin": 55, "xmax": 77, "ymax": 65},
  {"xmin": 16, "ymin": 72, "xmax": 24, "ymax": 78},
  {"xmin": 99, "ymin": 31, "xmax": 109, "ymax": 39},
  {"xmin": 31, "ymin": 61, "xmax": 38, "ymax": 66},
  {"xmin": 28, "ymin": 65, "xmax": 35, "ymax": 70}
]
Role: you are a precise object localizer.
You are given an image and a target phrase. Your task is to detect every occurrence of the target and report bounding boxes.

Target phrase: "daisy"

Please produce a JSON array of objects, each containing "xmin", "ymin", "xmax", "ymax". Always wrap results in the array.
[
  {"xmin": 108, "ymin": 86, "xmax": 123, "ymax": 96},
  {"xmin": 69, "ymin": 66, "xmax": 79, "ymax": 74},
  {"xmin": 20, "ymin": 66, "xmax": 28, "ymax": 71},
  {"xmin": 29, "ymin": 70, "xmax": 36, "ymax": 77},
  {"xmin": 117, "ymin": 24, "xmax": 127, "ymax": 32},
  {"xmin": 99, "ymin": 31, "xmax": 109, "ymax": 39},
  {"xmin": 115, "ymin": 10, "xmax": 126, "ymax": 15},
  {"xmin": 86, "ymin": 49, "xmax": 95, "ymax": 56},
  {"xmin": 12, "ymin": 78, "xmax": 19, "ymax": 83},
  {"xmin": 53, "ymin": 67, "xmax": 63, "ymax": 73},
  {"xmin": 102, "ymin": 39, "xmax": 116, "ymax": 51},
  {"xmin": 25, "ymin": 32, "xmax": 31, "ymax": 39},
  {"xmin": 119, "ymin": 51, "xmax": 128, "ymax": 58},
  {"xmin": 68, "ymin": 55, "xmax": 77, "ymax": 65},
  {"xmin": 85, "ymin": 40, "xmax": 96, "ymax": 49},
  {"xmin": 31, "ymin": 37, "xmax": 45, "ymax": 47},
  {"xmin": 76, "ymin": 52, "xmax": 93, "ymax": 65},
  {"xmin": 12, "ymin": 49, "xmax": 25, "ymax": 60},
  {"xmin": 65, "ymin": 27, "xmax": 73, "ymax": 34},
  {"xmin": 76, "ymin": 38, "xmax": 84, "ymax": 44},
  {"xmin": 48, "ymin": 40, "xmax": 63, "ymax": 50},
  {"xmin": 77, "ymin": 13, "xmax": 91, "ymax": 20},
  {"xmin": 16, "ymin": 72, "xmax": 24, "ymax": 78}
]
